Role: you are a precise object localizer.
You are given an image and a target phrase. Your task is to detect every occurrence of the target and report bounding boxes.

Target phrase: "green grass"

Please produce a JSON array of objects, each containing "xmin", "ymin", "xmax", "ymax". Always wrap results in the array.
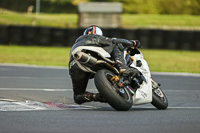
[
  {"xmin": 0, "ymin": 11, "xmax": 77, "ymax": 28},
  {"xmin": 0, "ymin": 45, "xmax": 70, "ymax": 66},
  {"xmin": 0, "ymin": 45, "xmax": 200, "ymax": 73},
  {"xmin": 141, "ymin": 49, "xmax": 200, "ymax": 73},
  {"xmin": 1, "ymin": 9, "xmax": 200, "ymax": 29},
  {"xmin": 121, "ymin": 14, "xmax": 200, "ymax": 29}
]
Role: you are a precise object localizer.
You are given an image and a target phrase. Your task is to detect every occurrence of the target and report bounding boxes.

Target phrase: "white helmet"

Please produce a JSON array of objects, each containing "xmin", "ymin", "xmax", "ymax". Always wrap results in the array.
[{"xmin": 83, "ymin": 25, "xmax": 103, "ymax": 36}]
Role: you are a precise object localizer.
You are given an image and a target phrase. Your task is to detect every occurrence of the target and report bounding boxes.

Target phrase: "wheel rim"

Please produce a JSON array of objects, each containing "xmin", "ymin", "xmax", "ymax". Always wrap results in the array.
[
  {"xmin": 154, "ymin": 87, "xmax": 167, "ymax": 103},
  {"xmin": 105, "ymin": 72, "xmax": 131, "ymax": 101}
]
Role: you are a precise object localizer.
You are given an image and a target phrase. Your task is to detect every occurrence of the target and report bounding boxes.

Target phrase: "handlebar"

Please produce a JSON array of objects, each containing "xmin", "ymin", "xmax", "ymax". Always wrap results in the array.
[{"xmin": 112, "ymin": 38, "xmax": 133, "ymax": 48}]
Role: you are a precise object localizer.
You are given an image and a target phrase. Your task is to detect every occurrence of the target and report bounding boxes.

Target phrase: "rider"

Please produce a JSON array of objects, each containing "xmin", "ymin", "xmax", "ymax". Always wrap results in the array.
[{"xmin": 69, "ymin": 25, "xmax": 140, "ymax": 104}]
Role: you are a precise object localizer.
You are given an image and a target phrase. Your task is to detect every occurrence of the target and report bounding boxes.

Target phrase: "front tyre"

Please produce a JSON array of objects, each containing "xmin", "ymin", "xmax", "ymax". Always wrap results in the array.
[
  {"xmin": 151, "ymin": 86, "xmax": 168, "ymax": 110},
  {"xmin": 94, "ymin": 69, "xmax": 133, "ymax": 111}
]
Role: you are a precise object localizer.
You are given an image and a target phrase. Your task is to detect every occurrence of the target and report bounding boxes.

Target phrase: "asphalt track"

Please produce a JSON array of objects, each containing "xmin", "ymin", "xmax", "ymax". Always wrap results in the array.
[{"xmin": 0, "ymin": 64, "xmax": 200, "ymax": 133}]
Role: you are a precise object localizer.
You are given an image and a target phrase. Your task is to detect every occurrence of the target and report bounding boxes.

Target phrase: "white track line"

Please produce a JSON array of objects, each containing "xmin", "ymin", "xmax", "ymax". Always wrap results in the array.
[
  {"xmin": 0, "ymin": 88, "xmax": 96, "ymax": 91},
  {"xmin": 0, "ymin": 77, "xmax": 66, "ymax": 79},
  {"xmin": 168, "ymin": 107, "xmax": 200, "ymax": 109},
  {"xmin": 0, "ymin": 63, "xmax": 67, "ymax": 69},
  {"xmin": 151, "ymin": 72, "xmax": 200, "ymax": 77},
  {"xmin": 133, "ymin": 107, "xmax": 200, "ymax": 109}
]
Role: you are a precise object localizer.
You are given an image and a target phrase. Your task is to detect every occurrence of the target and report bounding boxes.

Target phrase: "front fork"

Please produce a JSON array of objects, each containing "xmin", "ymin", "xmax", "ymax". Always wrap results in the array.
[
  {"xmin": 151, "ymin": 79, "xmax": 161, "ymax": 89},
  {"xmin": 151, "ymin": 79, "xmax": 164, "ymax": 98}
]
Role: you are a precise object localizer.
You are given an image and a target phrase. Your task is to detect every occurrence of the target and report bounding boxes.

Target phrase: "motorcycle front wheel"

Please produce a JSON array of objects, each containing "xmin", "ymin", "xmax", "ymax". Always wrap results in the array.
[
  {"xmin": 94, "ymin": 69, "xmax": 133, "ymax": 111},
  {"xmin": 151, "ymin": 86, "xmax": 168, "ymax": 110}
]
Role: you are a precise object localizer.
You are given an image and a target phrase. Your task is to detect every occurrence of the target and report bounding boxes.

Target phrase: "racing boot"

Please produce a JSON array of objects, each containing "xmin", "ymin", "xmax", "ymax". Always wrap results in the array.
[
  {"xmin": 74, "ymin": 92, "xmax": 106, "ymax": 104},
  {"xmin": 112, "ymin": 45, "xmax": 138, "ymax": 77}
]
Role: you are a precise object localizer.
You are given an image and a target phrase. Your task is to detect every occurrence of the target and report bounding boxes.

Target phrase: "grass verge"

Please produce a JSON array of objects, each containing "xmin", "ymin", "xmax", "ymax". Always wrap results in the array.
[
  {"xmin": 0, "ymin": 45, "xmax": 70, "ymax": 67},
  {"xmin": 0, "ymin": 45, "xmax": 199, "ymax": 73},
  {"xmin": 1, "ymin": 9, "xmax": 200, "ymax": 29}
]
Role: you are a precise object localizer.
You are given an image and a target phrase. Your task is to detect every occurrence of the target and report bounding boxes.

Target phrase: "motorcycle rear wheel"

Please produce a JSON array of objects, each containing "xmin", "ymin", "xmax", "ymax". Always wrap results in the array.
[{"xmin": 94, "ymin": 69, "xmax": 133, "ymax": 111}]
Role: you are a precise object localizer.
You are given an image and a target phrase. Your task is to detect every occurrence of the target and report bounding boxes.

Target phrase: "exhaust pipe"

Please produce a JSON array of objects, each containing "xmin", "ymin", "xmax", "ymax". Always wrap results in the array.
[{"xmin": 73, "ymin": 51, "xmax": 97, "ymax": 67}]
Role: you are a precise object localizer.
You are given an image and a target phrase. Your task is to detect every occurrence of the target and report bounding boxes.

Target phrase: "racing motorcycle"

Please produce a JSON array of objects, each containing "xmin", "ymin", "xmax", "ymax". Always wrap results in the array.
[{"xmin": 72, "ymin": 39, "xmax": 168, "ymax": 111}]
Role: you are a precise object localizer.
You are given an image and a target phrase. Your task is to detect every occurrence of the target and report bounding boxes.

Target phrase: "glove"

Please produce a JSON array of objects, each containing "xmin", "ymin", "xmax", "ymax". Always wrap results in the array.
[
  {"xmin": 131, "ymin": 68, "xmax": 140, "ymax": 78},
  {"xmin": 131, "ymin": 40, "xmax": 140, "ymax": 48}
]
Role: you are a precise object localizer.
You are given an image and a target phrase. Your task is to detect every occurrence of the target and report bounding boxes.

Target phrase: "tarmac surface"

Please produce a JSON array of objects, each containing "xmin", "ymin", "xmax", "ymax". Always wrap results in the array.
[{"xmin": 0, "ymin": 64, "xmax": 200, "ymax": 133}]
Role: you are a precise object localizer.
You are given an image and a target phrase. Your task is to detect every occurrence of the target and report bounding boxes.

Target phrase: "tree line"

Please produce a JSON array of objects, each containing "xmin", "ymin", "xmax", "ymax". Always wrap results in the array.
[{"xmin": 0, "ymin": 0, "xmax": 200, "ymax": 14}]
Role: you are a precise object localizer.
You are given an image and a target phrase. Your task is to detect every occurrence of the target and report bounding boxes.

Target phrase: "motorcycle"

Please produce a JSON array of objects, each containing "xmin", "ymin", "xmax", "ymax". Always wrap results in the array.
[{"xmin": 72, "ymin": 39, "xmax": 168, "ymax": 111}]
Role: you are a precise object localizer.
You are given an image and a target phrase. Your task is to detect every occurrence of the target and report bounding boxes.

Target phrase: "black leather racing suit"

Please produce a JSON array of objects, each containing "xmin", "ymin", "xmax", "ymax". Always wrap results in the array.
[{"xmin": 69, "ymin": 34, "xmax": 114, "ymax": 63}]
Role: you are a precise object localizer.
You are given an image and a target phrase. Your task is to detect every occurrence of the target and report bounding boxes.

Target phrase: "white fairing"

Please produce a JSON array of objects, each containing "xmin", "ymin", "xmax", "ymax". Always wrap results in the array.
[
  {"xmin": 132, "ymin": 76, "xmax": 152, "ymax": 105},
  {"xmin": 124, "ymin": 50, "xmax": 152, "ymax": 105},
  {"xmin": 72, "ymin": 46, "xmax": 111, "ymax": 58}
]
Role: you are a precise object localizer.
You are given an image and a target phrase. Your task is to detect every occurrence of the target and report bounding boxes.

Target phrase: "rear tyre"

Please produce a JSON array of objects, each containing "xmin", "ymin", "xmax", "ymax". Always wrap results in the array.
[{"xmin": 94, "ymin": 69, "xmax": 133, "ymax": 111}]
